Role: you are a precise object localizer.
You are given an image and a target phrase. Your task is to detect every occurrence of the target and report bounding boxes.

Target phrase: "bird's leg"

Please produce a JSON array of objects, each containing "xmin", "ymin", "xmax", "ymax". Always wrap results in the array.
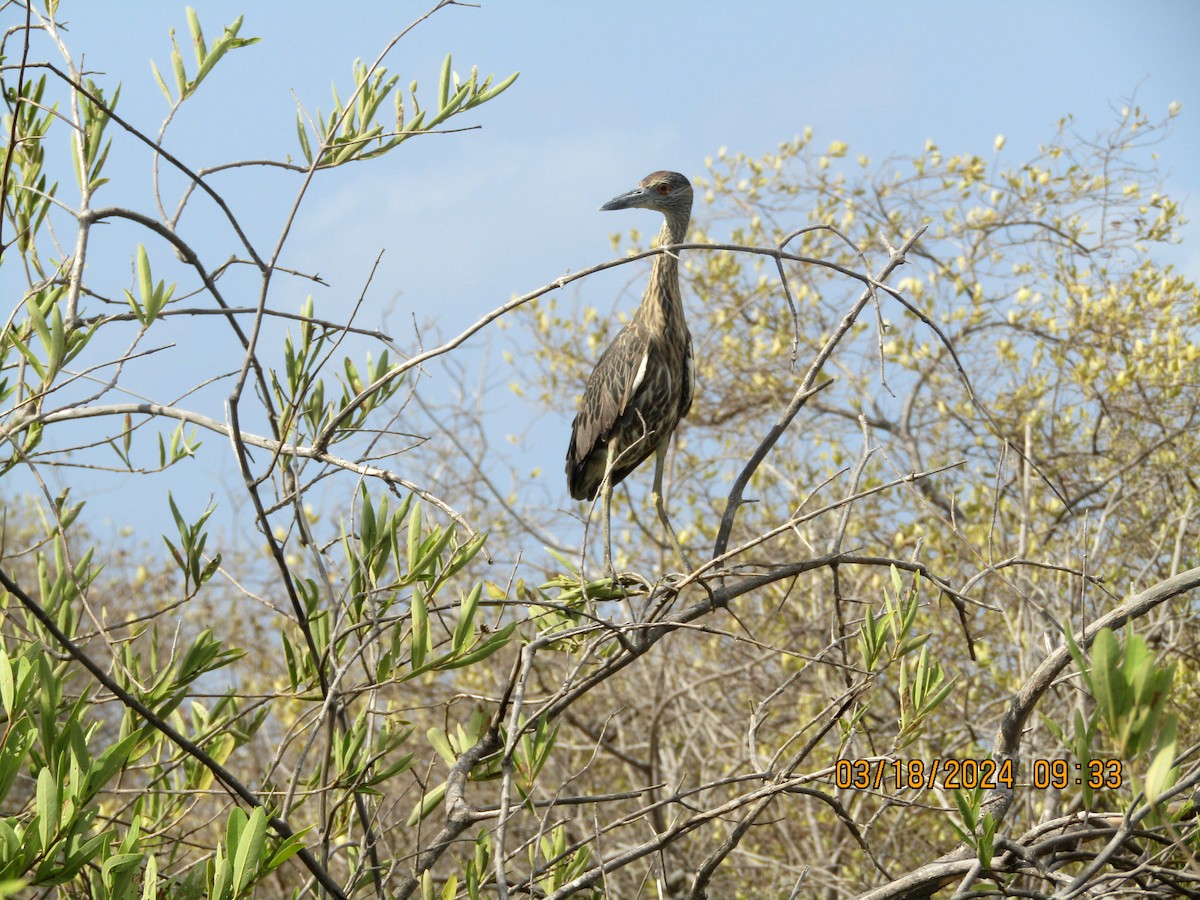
[
  {"xmin": 601, "ymin": 442, "xmax": 617, "ymax": 580},
  {"xmin": 651, "ymin": 438, "xmax": 693, "ymax": 573}
]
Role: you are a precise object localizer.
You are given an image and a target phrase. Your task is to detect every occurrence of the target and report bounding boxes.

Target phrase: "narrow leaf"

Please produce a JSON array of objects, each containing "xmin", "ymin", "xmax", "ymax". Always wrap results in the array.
[
  {"xmin": 150, "ymin": 60, "xmax": 174, "ymax": 103},
  {"xmin": 438, "ymin": 53, "xmax": 451, "ymax": 111}
]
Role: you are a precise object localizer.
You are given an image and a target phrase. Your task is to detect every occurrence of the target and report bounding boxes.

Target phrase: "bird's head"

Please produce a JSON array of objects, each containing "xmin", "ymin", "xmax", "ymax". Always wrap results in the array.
[{"xmin": 600, "ymin": 171, "xmax": 692, "ymax": 215}]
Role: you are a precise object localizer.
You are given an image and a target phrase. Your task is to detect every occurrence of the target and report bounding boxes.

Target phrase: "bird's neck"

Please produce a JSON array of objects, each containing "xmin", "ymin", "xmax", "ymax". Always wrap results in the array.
[
  {"xmin": 656, "ymin": 208, "xmax": 690, "ymax": 248},
  {"xmin": 638, "ymin": 211, "xmax": 690, "ymax": 338}
]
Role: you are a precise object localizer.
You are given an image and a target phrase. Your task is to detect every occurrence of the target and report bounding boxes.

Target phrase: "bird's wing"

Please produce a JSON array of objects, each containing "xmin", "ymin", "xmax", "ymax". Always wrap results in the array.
[
  {"xmin": 566, "ymin": 323, "xmax": 652, "ymax": 484},
  {"xmin": 679, "ymin": 329, "xmax": 694, "ymax": 420},
  {"xmin": 569, "ymin": 324, "xmax": 649, "ymax": 458}
]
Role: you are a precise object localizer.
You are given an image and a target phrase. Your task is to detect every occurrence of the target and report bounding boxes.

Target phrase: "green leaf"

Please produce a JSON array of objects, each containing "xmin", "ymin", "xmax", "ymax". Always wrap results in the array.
[
  {"xmin": 84, "ymin": 731, "xmax": 141, "ymax": 799},
  {"xmin": 1091, "ymin": 628, "xmax": 1119, "ymax": 723},
  {"xmin": 475, "ymin": 71, "xmax": 519, "ymax": 104},
  {"xmin": 412, "ymin": 526, "xmax": 455, "ymax": 580},
  {"xmin": 296, "ymin": 113, "xmax": 313, "ymax": 164},
  {"xmin": 438, "ymin": 53, "xmax": 451, "ymax": 111},
  {"xmin": 437, "ymin": 623, "xmax": 517, "ymax": 670},
  {"xmin": 102, "ymin": 853, "xmax": 144, "ymax": 883},
  {"xmin": 975, "ymin": 813, "xmax": 996, "ymax": 867},
  {"xmin": 186, "ymin": 7, "xmax": 207, "ymax": 65},
  {"xmin": 36, "ymin": 767, "xmax": 59, "ymax": 848},
  {"xmin": 26, "ymin": 295, "xmax": 52, "ymax": 363},
  {"xmin": 210, "ymin": 840, "xmax": 231, "ymax": 900},
  {"xmin": 231, "ymin": 806, "xmax": 267, "ymax": 895},
  {"xmin": 140, "ymin": 854, "xmax": 158, "ymax": 899},
  {"xmin": 1144, "ymin": 716, "xmax": 1178, "ymax": 805},
  {"xmin": 125, "ymin": 289, "xmax": 147, "ymax": 325},
  {"xmin": 360, "ymin": 485, "xmax": 377, "ymax": 548},
  {"xmin": 9, "ymin": 332, "xmax": 46, "ymax": 380},
  {"xmin": 453, "ymin": 583, "xmax": 483, "ymax": 651},
  {"xmin": 170, "ymin": 32, "xmax": 188, "ymax": 97},
  {"xmin": 407, "ymin": 502, "xmax": 422, "ymax": 573},
  {"xmin": 150, "ymin": 59, "xmax": 173, "ymax": 103},
  {"xmin": 427, "ymin": 727, "xmax": 456, "ymax": 767},
  {"xmin": 263, "ymin": 826, "xmax": 312, "ymax": 874},
  {"xmin": 406, "ymin": 780, "xmax": 447, "ymax": 826},
  {"xmin": 545, "ymin": 545, "xmax": 580, "ymax": 574},
  {"xmin": 442, "ymin": 532, "xmax": 488, "ymax": 582},
  {"xmin": 194, "ymin": 17, "xmax": 259, "ymax": 89},
  {"xmin": 410, "ymin": 588, "xmax": 429, "ymax": 671},
  {"xmin": 136, "ymin": 244, "xmax": 153, "ymax": 312},
  {"xmin": 0, "ymin": 649, "xmax": 13, "ymax": 716},
  {"xmin": 896, "ymin": 634, "xmax": 931, "ymax": 657}
]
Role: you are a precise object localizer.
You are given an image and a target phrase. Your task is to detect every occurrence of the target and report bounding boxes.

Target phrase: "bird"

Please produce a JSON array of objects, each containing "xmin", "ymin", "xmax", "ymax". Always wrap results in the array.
[{"xmin": 566, "ymin": 171, "xmax": 695, "ymax": 576}]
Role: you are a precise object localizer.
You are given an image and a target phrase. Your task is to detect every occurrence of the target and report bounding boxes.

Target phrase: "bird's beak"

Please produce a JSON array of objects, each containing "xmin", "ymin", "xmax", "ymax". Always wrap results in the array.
[{"xmin": 600, "ymin": 187, "xmax": 646, "ymax": 211}]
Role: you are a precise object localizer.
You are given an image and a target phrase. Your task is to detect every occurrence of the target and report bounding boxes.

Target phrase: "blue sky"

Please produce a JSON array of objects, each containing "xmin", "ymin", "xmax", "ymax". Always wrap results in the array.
[
  {"xmin": 9, "ymin": 1, "xmax": 1200, "ymax": 542},
  {"xmin": 56, "ymin": 1, "xmax": 1199, "ymax": 313}
]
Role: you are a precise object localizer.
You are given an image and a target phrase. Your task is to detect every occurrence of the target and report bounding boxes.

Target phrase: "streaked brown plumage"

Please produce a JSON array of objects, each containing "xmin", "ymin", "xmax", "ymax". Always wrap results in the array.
[{"xmin": 566, "ymin": 171, "xmax": 694, "ymax": 572}]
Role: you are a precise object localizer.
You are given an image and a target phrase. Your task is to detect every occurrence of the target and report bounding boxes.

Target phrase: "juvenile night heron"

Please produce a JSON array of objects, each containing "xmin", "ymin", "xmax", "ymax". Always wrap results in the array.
[{"xmin": 566, "ymin": 171, "xmax": 694, "ymax": 574}]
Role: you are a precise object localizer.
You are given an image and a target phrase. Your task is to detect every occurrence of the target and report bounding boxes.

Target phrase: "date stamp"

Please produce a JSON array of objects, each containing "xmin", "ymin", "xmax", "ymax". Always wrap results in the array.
[
  {"xmin": 834, "ymin": 757, "xmax": 1125, "ymax": 791},
  {"xmin": 835, "ymin": 758, "xmax": 1013, "ymax": 791}
]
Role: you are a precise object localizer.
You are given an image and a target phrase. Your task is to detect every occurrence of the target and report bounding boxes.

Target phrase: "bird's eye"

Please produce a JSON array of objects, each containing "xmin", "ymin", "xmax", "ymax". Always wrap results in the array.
[{"xmin": 656, "ymin": 183, "xmax": 671, "ymax": 195}]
